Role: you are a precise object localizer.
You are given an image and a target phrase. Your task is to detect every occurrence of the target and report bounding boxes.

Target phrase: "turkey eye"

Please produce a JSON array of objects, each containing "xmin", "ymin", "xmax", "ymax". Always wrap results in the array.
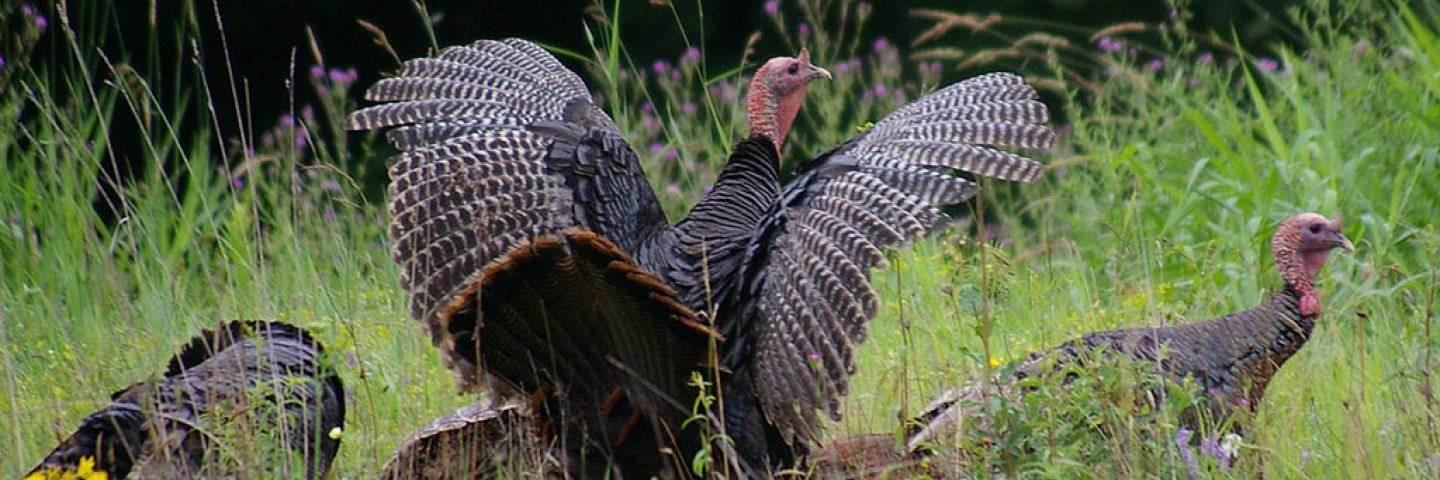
[
  {"xmin": 1309, "ymin": 224, "xmax": 1322, "ymax": 234},
  {"xmin": 787, "ymin": 64, "xmax": 799, "ymax": 75}
]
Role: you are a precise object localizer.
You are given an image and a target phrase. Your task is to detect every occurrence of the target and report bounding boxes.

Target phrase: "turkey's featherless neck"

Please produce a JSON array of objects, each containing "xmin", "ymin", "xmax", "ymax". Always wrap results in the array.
[
  {"xmin": 747, "ymin": 76, "xmax": 788, "ymax": 149},
  {"xmin": 1270, "ymin": 212, "xmax": 1351, "ymax": 317},
  {"xmin": 746, "ymin": 51, "xmax": 829, "ymax": 153},
  {"xmin": 1272, "ymin": 226, "xmax": 1319, "ymax": 317}
]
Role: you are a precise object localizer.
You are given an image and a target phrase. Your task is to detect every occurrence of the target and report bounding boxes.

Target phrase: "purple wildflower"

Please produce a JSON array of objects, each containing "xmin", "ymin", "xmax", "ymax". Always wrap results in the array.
[
  {"xmin": 295, "ymin": 127, "xmax": 309, "ymax": 148},
  {"xmin": 22, "ymin": 3, "xmax": 35, "ymax": 16},
  {"xmin": 652, "ymin": 59, "xmax": 670, "ymax": 75},
  {"xmin": 873, "ymin": 84, "xmax": 887, "ymax": 96},
  {"xmin": 834, "ymin": 60, "xmax": 850, "ymax": 74},
  {"xmin": 1254, "ymin": 57, "xmax": 1279, "ymax": 72},
  {"xmin": 670, "ymin": 69, "xmax": 680, "ymax": 83},
  {"xmin": 764, "ymin": 0, "xmax": 778, "ymax": 16},
  {"xmin": 797, "ymin": 22, "xmax": 809, "ymax": 37},
  {"xmin": 291, "ymin": 182, "xmax": 304, "ymax": 194},
  {"xmin": 280, "ymin": 114, "xmax": 295, "ymax": 127},
  {"xmin": 1352, "ymin": 40, "xmax": 1368, "ymax": 60},
  {"xmin": 345, "ymin": 351, "xmax": 357, "ymax": 368},
  {"xmin": 665, "ymin": 184, "xmax": 680, "ymax": 195},
  {"xmin": 34, "ymin": 15, "xmax": 47, "ymax": 30},
  {"xmin": 261, "ymin": 131, "xmax": 275, "ymax": 147},
  {"xmin": 1197, "ymin": 52, "xmax": 1214, "ymax": 65},
  {"xmin": 328, "ymin": 68, "xmax": 351, "ymax": 86},
  {"xmin": 923, "ymin": 61, "xmax": 942, "ymax": 76},
  {"xmin": 649, "ymin": 143, "xmax": 664, "ymax": 155},
  {"xmin": 231, "ymin": 176, "xmax": 245, "ymax": 189},
  {"xmin": 309, "ymin": 65, "xmax": 325, "ymax": 79},
  {"xmin": 681, "ymin": 101, "xmax": 696, "ymax": 114},
  {"xmin": 872, "ymin": 37, "xmax": 890, "ymax": 52},
  {"xmin": 1097, "ymin": 37, "xmax": 1124, "ymax": 53},
  {"xmin": 641, "ymin": 102, "xmax": 654, "ymax": 113},
  {"xmin": 1170, "ymin": 8, "xmax": 1178, "ymax": 18},
  {"xmin": 322, "ymin": 179, "xmax": 341, "ymax": 192},
  {"xmin": 680, "ymin": 47, "xmax": 700, "ymax": 65},
  {"xmin": 1175, "ymin": 428, "xmax": 1199, "ymax": 473},
  {"xmin": 301, "ymin": 105, "xmax": 316, "ymax": 121},
  {"xmin": 807, "ymin": 352, "xmax": 820, "ymax": 361},
  {"xmin": 1146, "ymin": 59, "xmax": 1163, "ymax": 72},
  {"xmin": 1299, "ymin": 448, "xmax": 1312, "ymax": 468},
  {"xmin": 0, "ymin": 55, "xmax": 6, "ymax": 68},
  {"xmin": 665, "ymin": 149, "xmax": 677, "ymax": 160},
  {"xmin": 1200, "ymin": 435, "xmax": 1231, "ymax": 469}
]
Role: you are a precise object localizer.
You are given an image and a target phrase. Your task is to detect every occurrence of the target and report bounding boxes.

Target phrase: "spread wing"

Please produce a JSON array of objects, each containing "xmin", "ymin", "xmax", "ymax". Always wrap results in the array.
[
  {"xmin": 347, "ymin": 38, "xmax": 669, "ymax": 347},
  {"xmin": 730, "ymin": 72, "xmax": 1055, "ymax": 442}
]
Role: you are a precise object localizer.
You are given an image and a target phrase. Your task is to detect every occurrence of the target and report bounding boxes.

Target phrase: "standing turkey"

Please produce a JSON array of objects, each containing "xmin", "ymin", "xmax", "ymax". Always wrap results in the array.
[
  {"xmin": 906, "ymin": 212, "xmax": 1354, "ymax": 452},
  {"xmin": 347, "ymin": 38, "xmax": 1053, "ymax": 477},
  {"xmin": 26, "ymin": 321, "xmax": 345, "ymax": 479}
]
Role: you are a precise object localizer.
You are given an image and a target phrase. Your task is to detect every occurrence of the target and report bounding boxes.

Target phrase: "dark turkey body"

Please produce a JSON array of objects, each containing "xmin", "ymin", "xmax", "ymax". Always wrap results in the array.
[{"xmin": 1023, "ymin": 284, "xmax": 1311, "ymax": 415}]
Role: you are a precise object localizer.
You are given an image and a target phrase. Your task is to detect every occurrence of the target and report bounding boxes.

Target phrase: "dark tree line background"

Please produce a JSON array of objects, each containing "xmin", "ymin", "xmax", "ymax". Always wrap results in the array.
[{"xmin": 12, "ymin": 0, "xmax": 1301, "ymax": 217}]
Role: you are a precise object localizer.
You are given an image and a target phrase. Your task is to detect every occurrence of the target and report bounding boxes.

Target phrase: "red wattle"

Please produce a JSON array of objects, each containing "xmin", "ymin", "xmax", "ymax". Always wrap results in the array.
[{"xmin": 1299, "ymin": 294, "xmax": 1320, "ymax": 317}]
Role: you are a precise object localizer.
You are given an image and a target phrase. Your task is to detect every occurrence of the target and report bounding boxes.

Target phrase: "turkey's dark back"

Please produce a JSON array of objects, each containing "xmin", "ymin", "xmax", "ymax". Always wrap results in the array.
[{"xmin": 26, "ymin": 321, "xmax": 345, "ymax": 479}]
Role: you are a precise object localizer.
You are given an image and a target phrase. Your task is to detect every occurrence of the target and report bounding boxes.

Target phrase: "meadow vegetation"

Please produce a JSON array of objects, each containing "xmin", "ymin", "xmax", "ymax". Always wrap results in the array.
[{"xmin": 2, "ymin": 0, "xmax": 1437, "ymax": 477}]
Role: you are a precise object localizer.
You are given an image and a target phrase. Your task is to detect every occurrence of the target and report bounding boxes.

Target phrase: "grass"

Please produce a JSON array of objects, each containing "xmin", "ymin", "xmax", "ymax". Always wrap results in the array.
[{"xmin": 2, "ymin": 0, "xmax": 1438, "ymax": 477}]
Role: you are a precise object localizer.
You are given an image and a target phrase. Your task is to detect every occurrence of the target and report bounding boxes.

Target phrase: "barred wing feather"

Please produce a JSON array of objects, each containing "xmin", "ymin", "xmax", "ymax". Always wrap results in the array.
[
  {"xmin": 347, "ymin": 39, "xmax": 669, "ymax": 390},
  {"xmin": 736, "ymin": 72, "xmax": 1054, "ymax": 442}
]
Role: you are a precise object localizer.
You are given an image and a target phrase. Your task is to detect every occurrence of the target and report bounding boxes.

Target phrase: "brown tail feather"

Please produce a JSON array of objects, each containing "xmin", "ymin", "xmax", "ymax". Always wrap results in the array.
[
  {"xmin": 810, "ymin": 433, "xmax": 935, "ymax": 479},
  {"xmin": 432, "ymin": 229, "xmax": 715, "ymax": 476},
  {"xmin": 380, "ymin": 400, "xmax": 560, "ymax": 479}
]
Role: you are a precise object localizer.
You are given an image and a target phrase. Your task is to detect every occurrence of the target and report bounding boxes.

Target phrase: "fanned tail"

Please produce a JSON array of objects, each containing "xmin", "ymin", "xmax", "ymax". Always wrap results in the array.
[{"xmin": 436, "ymin": 228, "xmax": 716, "ymax": 476}]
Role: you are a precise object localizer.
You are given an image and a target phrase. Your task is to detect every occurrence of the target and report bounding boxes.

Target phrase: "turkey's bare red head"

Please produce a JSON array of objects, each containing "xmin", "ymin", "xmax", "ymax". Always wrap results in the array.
[
  {"xmin": 1272, "ymin": 212, "xmax": 1354, "ymax": 316},
  {"xmin": 748, "ymin": 48, "xmax": 832, "ymax": 152}
]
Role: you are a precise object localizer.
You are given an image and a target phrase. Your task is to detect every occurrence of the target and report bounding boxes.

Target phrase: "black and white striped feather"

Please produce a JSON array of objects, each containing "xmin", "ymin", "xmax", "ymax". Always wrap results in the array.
[
  {"xmin": 348, "ymin": 39, "xmax": 669, "ymax": 390},
  {"xmin": 725, "ymin": 72, "xmax": 1054, "ymax": 444}
]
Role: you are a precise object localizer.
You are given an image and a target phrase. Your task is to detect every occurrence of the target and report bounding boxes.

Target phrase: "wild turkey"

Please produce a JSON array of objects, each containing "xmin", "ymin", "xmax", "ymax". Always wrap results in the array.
[
  {"xmin": 26, "ymin": 321, "xmax": 345, "ymax": 479},
  {"xmin": 347, "ymin": 38, "xmax": 1053, "ymax": 476},
  {"xmin": 907, "ymin": 212, "xmax": 1354, "ymax": 451}
]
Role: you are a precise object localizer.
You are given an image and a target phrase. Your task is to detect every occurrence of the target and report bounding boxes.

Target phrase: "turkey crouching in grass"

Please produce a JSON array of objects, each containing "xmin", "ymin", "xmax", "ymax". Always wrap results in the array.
[
  {"xmin": 904, "ymin": 212, "xmax": 1354, "ymax": 457},
  {"xmin": 347, "ymin": 38, "xmax": 1053, "ymax": 477},
  {"xmin": 26, "ymin": 321, "xmax": 345, "ymax": 480}
]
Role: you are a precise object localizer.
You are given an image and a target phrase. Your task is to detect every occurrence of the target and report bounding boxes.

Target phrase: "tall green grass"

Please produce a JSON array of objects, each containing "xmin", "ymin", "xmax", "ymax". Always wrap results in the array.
[{"xmin": 1, "ymin": 0, "xmax": 1437, "ymax": 477}]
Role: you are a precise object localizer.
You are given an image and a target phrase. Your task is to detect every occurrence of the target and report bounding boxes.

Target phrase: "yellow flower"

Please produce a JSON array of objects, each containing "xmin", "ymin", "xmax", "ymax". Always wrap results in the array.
[
  {"xmin": 24, "ymin": 457, "xmax": 108, "ymax": 480},
  {"xmin": 988, "ymin": 356, "xmax": 1000, "ymax": 367},
  {"xmin": 328, "ymin": 426, "xmax": 343, "ymax": 440},
  {"xmin": 76, "ymin": 457, "xmax": 108, "ymax": 480}
]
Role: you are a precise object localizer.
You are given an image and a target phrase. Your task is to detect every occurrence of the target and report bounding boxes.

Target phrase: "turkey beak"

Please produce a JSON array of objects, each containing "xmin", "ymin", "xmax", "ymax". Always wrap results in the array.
[
  {"xmin": 1331, "ymin": 231, "xmax": 1355, "ymax": 252},
  {"xmin": 807, "ymin": 64, "xmax": 833, "ymax": 82}
]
